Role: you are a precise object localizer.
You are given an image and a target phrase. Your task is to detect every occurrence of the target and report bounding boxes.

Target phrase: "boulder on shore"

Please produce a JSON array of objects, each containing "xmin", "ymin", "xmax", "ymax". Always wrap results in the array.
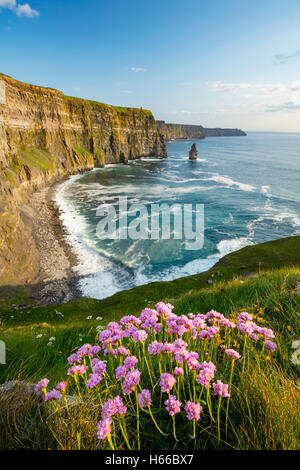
[{"xmin": 189, "ymin": 143, "xmax": 198, "ymax": 160}]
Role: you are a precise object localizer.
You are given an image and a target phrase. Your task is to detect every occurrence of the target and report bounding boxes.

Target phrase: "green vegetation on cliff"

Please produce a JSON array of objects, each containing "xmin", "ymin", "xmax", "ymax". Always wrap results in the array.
[{"xmin": 0, "ymin": 237, "xmax": 299, "ymax": 449}]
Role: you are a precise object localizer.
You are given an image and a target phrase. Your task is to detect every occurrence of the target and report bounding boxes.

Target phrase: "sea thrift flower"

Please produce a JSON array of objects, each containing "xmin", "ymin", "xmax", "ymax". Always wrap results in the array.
[
  {"xmin": 123, "ymin": 370, "xmax": 141, "ymax": 395},
  {"xmin": 77, "ymin": 343, "xmax": 93, "ymax": 357},
  {"xmin": 225, "ymin": 349, "xmax": 241, "ymax": 360},
  {"xmin": 260, "ymin": 327, "xmax": 275, "ymax": 340},
  {"xmin": 265, "ymin": 340, "xmax": 277, "ymax": 351},
  {"xmin": 118, "ymin": 346, "xmax": 130, "ymax": 356},
  {"xmin": 92, "ymin": 359, "xmax": 106, "ymax": 375},
  {"xmin": 138, "ymin": 389, "xmax": 152, "ymax": 408},
  {"xmin": 56, "ymin": 381, "xmax": 67, "ymax": 391},
  {"xmin": 185, "ymin": 401, "xmax": 203, "ymax": 421},
  {"xmin": 88, "ymin": 346, "xmax": 101, "ymax": 358},
  {"xmin": 67, "ymin": 364, "xmax": 87, "ymax": 376},
  {"xmin": 45, "ymin": 389, "xmax": 61, "ymax": 401},
  {"xmin": 35, "ymin": 378, "xmax": 49, "ymax": 391},
  {"xmin": 213, "ymin": 380, "xmax": 230, "ymax": 398},
  {"xmin": 174, "ymin": 367, "xmax": 184, "ymax": 376},
  {"xmin": 124, "ymin": 356, "xmax": 138, "ymax": 369},
  {"xmin": 68, "ymin": 353, "xmax": 81, "ymax": 365},
  {"xmin": 148, "ymin": 341, "xmax": 164, "ymax": 355},
  {"xmin": 115, "ymin": 365, "xmax": 127, "ymax": 381},
  {"xmin": 97, "ymin": 418, "xmax": 112, "ymax": 440},
  {"xmin": 164, "ymin": 395, "xmax": 181, "ymax": 416},
  {"xmin": 175, "ymin": 349, "xmax": 190, "ymax": 363},
  {"xmin": 120, "ymin": 315, "xmax": 141, "ymax": 326},
  {"xmin": 155, "ymin": 302, "xmax": 174, "ymax": 317},
  {"xmin": 187, "ymin": 356, "xmax": 201, "ymax": 371},
  {"xmin": 86, "ymin": 373, "xmax": 103, "ymax": 388},
  {"xmin": 237, "ymin": 312, "xmax": 253, "ymax": 322},
  {"xmin": 132, "ymin": 329, "xmax": 148, "ymax": 343},
  {"xmin": 159, "ymin": 373, "xmax": 176, "ymax": 393}
]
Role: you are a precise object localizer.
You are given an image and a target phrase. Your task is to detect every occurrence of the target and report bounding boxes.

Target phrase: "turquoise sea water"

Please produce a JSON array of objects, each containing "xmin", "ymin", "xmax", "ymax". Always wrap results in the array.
[{"xmin": 56, "ymin": 132, "xmax": 300, "ymax": 299}]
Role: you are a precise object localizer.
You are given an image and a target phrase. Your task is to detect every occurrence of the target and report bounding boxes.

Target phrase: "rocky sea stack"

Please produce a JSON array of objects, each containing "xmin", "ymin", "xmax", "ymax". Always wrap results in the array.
[{"xmin": 189, "ymin": 143, "xmax": 198, "ymax": 160}]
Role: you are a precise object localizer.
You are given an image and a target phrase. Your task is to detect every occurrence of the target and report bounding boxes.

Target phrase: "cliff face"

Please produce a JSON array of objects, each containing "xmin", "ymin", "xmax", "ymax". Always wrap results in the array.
[
  {"xmin": 0, "ymin": 73, "xmax": 166, "ymax": 285},
  {"xmin": 204, "ymin": 128, "xmax": 246, "ymax": 137},
  {"xmin": 156, "ymin": 120, "xmax": 246, "ymax": 141},
  {"xmin": 156, "ymin": 121, "xmax": 205, "ymax": 141}
]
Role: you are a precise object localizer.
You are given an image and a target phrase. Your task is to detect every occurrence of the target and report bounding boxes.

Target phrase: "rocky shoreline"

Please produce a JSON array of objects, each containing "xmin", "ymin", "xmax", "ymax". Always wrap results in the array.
[{"xmin": 27, "ymin": 181, "xmax": 83, "ymax": 305}]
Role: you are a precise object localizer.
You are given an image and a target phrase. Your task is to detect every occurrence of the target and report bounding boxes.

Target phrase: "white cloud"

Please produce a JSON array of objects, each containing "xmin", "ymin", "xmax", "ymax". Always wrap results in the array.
[
  {"xmin": 0, "ymin": 0, "xmax": 16, "ymax": 8},
  {"xmin": 209, "ymin": 80, "xmax": 300, "ymax": 114},
  {"xmin": 16, "ymin": 3, "xmax": 39, "ymax": 17},
  {"xmin": 121, "ymin": 90, "xmax": 133, "ymax": 94},
  {"xmin": 0, "ymin": 1, "xmax": 39, "ymax": 17},
  {"xmin": 130, "ymin": 67, "xmax": 147, "ymax": 73}
]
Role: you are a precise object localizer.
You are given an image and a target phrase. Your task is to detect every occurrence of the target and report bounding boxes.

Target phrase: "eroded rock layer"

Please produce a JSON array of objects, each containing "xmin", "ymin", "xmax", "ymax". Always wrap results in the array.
[{"xmin": 0, "ymin": 73, "xmax": 166, "ymax": 284}]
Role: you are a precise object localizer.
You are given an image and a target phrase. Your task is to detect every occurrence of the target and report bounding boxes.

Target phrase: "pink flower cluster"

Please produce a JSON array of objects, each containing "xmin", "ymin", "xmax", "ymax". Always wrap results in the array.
[
  {"xmin": 159, "ymin": 373, "xmax": 176, "ymax": 393},
  {"xmin": 213, "ymin": 380, "xmax": 230, "ymax": 398},
  {"xmin": 164, "ymin": 395, "xmax": 181, "ymax": 416},
  {"xmin": 123, "ymin": 369, "xmax": 141, "ymax": 395},
  {"xmin": 196, "ymin": 361, "xmax": 216, "ymax": 386},
  {"xmin": 35, "ymin": 378, "xmax": 49, "ymax": 391},
  {"xmin": 138, "ymin": 389, "xmax": 152, "ymax": 408},
  {"xmin": 185, "ymin": 401, "xmax": 203, "ymax": 421}
]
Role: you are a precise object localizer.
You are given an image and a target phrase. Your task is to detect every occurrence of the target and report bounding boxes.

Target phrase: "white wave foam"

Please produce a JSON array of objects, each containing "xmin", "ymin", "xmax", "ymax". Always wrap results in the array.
[
  {"xmin": 202, "ymin": 174, "xmax": 256, "ymax": 192},
  {"xmin": 213, "ymin": 237, "xmax": 253, "ymax": 258},
  {"xmin": 261, "ymin": 185, "xmax": 272, "ymax": 197}
]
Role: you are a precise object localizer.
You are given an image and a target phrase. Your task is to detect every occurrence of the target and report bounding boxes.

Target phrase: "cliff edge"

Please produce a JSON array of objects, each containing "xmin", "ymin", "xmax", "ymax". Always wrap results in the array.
[{"xmin": 0, "ymin": 73, "xmax": 166, "ymax": 285}]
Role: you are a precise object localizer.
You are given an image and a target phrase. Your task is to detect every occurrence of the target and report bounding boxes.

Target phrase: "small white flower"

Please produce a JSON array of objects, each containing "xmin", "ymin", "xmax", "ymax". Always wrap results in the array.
[
  {"xmin": 36, "ymin": 334, "xmax": 43, "ymax": 338},
  {"xmin": 49, "ymin": 337, "xmax": 56, "ymax": 342},
  {"xmin": 47, "ymin": 342, "xmax": 52, "ymax": 346},
  {"xmin": 79, "ymin": 338, "xmax": 83, "ymax": 342},
  {"xmin": 96, "ymin": 316, "xmax": 103, "ymax": 321},
  {"xmin": 86, "ymin": 316, "xmax": 93, "ymax": 320},
  {"xmin": 96, "ymin": 325, "xmax": 104, "ymax": 333}
]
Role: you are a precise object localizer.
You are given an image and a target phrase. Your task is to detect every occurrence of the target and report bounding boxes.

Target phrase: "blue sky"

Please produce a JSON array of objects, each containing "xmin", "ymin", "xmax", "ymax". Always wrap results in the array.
[{"xmin": 1, "ymin": 0, "xmax": 300, "ymax": 131}]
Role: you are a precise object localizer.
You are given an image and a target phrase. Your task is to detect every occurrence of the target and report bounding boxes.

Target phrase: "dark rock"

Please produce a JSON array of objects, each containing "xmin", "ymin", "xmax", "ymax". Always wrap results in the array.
[{"xmin": 189, "ymin": 143, "xmax": 198, "ymax": 160}]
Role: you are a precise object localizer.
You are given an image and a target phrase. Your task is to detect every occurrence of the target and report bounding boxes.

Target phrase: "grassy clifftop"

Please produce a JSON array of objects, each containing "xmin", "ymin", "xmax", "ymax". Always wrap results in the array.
[{"xmin": 0, "ymin": 236, "xmax": 299, "ymax": 448}]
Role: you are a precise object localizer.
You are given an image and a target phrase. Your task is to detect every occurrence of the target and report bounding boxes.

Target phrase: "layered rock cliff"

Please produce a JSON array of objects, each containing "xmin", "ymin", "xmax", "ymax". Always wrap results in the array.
[
  {"xmin": 0, "ymin": 73, "xmax": 166, "ymax": 285},
  {"xmin": 156, "ymin": 120, "xmax": 246, "ymax": 141},
  {"xmin": 204, "ymin": 128, "xmax": 246, "ymax": 137},
  {"xmin": 156, "ymin": 121, "xmax": 205, "ymax": 140}
]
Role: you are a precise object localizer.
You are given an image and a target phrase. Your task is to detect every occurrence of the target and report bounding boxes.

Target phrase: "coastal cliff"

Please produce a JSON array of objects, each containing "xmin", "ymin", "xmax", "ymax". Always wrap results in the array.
[
  {"xmin": 0, "ymin": 73, "xmax": 166, "ymax": 285},
  {"xmin": 156, "ymin": 120, "xmax": 246, "ymax": 141},
  {"xmin": 156, "ymin": 121, "xmax": 205, "ymax": 140}
]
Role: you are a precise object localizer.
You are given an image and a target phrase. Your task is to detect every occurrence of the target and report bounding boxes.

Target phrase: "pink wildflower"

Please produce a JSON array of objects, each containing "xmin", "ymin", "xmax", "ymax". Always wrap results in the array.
[
  {"xmin": 35, "ymin": 378, "xmax": 49, "ymax": 391},
  {"xmin": 56, "ymin": 381, "xmax": 67, "ymax": 391},
  {"xmin": 164, "ymin": 395, "xmax": 181, "ymax": 416},
  {"xmin": 92, "ymin": 359, "xmax": 106, "ymax": 375},
  {"xmin": 265, "ymin": 340, "xmax": 277, "ymax": 352},
  {"xmin": 118, "ymin": 346, "xmax": 130, "ymax": 356},
  {"xmin": 67, "ymin": 364, "xmax": 87, "ymax": 376},
  {"xmin": 88, "ymin": 346, "xmax": 101, "ymax": 358},
  {"xmin": 174, "ymin": 367, "xmax": 184, "ymax": 376},
  {"xmin": 124, "ymin": 355, "xmax": 138, "ymax": 369},
  {"xmin": 225, "ymin": 349, "xmax": 241, "ymax": 360},
  {"xmin": 123, "ymin": 370, "xmax": 141, "ymax": 395},
  {"xmin": 159, "ymin": 373, "xmax": 176, "ymax": 393},
  {"xmin": 97, "ymin": 418, "xmax": 112, "ymax": 440},
  {"xmin": 45, "ymin": 389, "xmax": 61, "ymax": 401},
  {"xmin": 86, "ymin": 373, "xmax": 103, "ymax": 388},
  {"xmin": 213, "ymin": 380, "xmax": 230, "ymax": 397},
  {"xmin": 132, "ymin": 329, "xmax": 148, "ymax": 343},
  {"xmin": 138, "ymin": 389, "xmax": 152, "ymax": 408},
  {"xmin": 115, "ymin": 365, "xmax": 127, "ymax": 381},
  {"xmin": 185, "ymin": 401, "xmax": 203, "ymax": 421}
]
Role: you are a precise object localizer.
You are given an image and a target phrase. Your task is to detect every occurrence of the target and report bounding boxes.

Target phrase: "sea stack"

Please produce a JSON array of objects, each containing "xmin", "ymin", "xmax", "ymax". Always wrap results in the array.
[{"xmin": 189, "ymin": 143, "xmax": 198, "ymax": 160}]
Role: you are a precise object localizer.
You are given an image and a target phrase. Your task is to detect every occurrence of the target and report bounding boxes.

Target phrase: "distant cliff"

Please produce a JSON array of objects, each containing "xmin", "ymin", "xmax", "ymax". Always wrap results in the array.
[
  {"xmin": 156, "ymin": 121, "xmax": 205, "ymax": 140},
  {"xmin": 0, "ymin": 73, "xmax": 166, "ymax": 285},
  {"xmin": 204, "ymin": 128, "xmax": 246, "ymax": 137},
  {"xmin": 156, "ymin": 120, "xmax": 246, "ymax": 141}
]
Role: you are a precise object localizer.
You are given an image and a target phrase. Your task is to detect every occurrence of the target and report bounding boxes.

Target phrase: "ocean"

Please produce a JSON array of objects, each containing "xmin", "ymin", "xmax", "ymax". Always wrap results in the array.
[{"xmin": 55, "ymin": 132, "xmax": 300, "ymax": 299}]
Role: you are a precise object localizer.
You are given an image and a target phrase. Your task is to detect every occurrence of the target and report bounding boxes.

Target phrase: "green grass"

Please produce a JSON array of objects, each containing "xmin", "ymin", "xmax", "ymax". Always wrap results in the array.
[{"xmin": 0, "ymin": 236, "xmax": 299, "ymax": 449}]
